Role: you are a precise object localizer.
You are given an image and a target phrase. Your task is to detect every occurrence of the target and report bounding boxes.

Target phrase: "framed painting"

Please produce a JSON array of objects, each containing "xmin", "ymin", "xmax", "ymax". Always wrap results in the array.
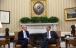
[
  {"xmin": 31, "ymin": 0, "xmax": 46, "ymax": 17},
  {"xmin": 0, "ymin": 10, "xmax": 10, "ymax": 24},
  {"xmin": 64, "ymin": 7, "xmax": 76, "ymax": 20}
]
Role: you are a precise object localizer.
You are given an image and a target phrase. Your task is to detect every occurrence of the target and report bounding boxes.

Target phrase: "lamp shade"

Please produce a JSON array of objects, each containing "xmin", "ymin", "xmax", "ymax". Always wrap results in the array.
[
  {"xmin": 75, "ymin": 24, "xmax": 76, "ymax": 27},
  {"xmin": 0, "ymin": 21, "xmax": 2, "ymax": 28}
]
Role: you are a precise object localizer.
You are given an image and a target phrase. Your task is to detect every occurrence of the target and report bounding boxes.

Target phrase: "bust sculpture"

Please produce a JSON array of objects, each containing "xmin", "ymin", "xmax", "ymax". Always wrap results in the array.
[
  {"xmin": 5, "ymin": 28, "xmax": 9, "ymax": 36},
  {"xmin": 71, "ymin": 25, "xmax": 75, "ymax": 36}
]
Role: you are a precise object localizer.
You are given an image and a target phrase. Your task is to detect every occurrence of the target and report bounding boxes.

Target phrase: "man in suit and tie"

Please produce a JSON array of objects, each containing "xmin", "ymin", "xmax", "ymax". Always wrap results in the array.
[
  {"xmin": 41, "ymin": 26, "xmax": 59, "ymax": 48},
  {"xmin": 17, "ymin": 25, "xmax": 30, "ymax": 48}
]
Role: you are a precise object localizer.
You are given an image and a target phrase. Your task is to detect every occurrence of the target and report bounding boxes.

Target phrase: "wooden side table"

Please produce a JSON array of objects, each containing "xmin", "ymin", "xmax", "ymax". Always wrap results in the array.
[
  {"xmin": 0, "ymin": 36, "xmax": 14, "ymax": 48},
  {"xmin": 0, "ymin": 40, "xmax": 6, "ymax": 48},
  {"xmin": 64, "ymin": 38, "xmax": 76, "ymax": 48}
]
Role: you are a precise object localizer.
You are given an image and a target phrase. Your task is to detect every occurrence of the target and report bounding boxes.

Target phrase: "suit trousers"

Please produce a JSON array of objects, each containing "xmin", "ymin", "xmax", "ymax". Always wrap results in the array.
[
  {"xmin": 41, "ymin": 37, "xmax": 56, "ymax": 48},
  {"xmin": 17, "ymin": 38, "xmax": 28, "ymax": 48}
]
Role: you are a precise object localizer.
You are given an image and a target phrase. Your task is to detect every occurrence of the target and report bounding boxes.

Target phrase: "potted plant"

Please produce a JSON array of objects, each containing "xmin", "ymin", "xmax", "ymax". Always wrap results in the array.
[
  {"xmin": 31, "ymin": 17, "xmax": 40, "ymax": 23},
  {"xmin": 20, "ymin": 17, "xmax": 30, "ymax": 23},
  {"xmin": 48, "ymin": 16, "xmax": 59, "ymax": 23},
  {"xmin": 39, "ymin": 17, "xmax": 48, "ymax": 23}
]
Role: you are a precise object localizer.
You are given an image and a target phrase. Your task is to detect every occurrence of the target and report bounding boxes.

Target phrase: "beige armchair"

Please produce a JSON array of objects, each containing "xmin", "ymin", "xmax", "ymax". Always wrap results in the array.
[{"xmin": 48, "ymin": 31, "xmax": 61, "ymax": 48}]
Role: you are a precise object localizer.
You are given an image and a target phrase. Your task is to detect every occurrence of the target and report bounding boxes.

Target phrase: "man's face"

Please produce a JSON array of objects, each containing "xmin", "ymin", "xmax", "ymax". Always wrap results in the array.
[
  {"xmin": 46, "ymin": 26, "xmax": 50, "ymax": 31},
  {"xmin": 23, "ymin": 26, "xmax": 27, "ymax": 31}
]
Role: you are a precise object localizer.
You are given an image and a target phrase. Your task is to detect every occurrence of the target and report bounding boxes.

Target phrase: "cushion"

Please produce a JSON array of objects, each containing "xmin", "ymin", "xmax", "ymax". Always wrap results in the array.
[{"xmin": 48, "ymin": 44, "xmax": 57, "ymax": 48}]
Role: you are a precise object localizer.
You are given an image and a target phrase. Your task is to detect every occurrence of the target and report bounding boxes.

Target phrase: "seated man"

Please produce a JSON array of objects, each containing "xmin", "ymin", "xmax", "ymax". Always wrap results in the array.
[
  {"xmin": 41, "ymin": 26, "xmax": 59, "ymax": 48},
  {"xmin": 17, "ymin": 25, "xmax": 30, "ymax": 48}
]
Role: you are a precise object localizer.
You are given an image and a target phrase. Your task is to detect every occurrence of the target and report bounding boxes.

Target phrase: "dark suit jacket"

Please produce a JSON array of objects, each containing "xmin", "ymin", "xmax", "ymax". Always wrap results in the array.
[
  {"xmin": 44, "ymin": 31, "xmax": 59, "ymax": 39},
  {"xmin": 18, "ymin": 30, "xmax": 30, "ymax": 40}
]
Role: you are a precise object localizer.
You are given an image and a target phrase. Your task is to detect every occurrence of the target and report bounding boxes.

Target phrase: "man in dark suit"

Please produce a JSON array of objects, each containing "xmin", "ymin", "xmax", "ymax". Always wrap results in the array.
[
  {"xmin": 17, "ymin": 25, "xmax": 30, "ymax": 48},
  {"xmin": 41, "ymin": 26, "xmax": 59, "ymax": 48}
]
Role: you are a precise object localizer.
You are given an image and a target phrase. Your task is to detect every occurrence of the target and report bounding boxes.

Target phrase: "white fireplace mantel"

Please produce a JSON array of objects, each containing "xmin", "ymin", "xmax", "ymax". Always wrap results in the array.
[
  {"xmin": 20, "ymin": 23, "xmax": 58, "ymax": 34},
  {"xmin": 20, "ymin": 23, "xmax": 58, "ymax": 26}
]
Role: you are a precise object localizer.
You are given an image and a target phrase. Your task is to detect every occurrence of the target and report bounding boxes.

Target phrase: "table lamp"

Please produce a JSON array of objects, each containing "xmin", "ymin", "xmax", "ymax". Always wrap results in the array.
[
  {"xmin": 75, "ymin": 24, "xmax": 76, "ymax": 27},
  {"xmin": 74, "ymin": 24, "xmax": 76, "ymax": 37},
  {"xmin": 0, "ymin": 21, "xmax": 2, "ymax": 28}
]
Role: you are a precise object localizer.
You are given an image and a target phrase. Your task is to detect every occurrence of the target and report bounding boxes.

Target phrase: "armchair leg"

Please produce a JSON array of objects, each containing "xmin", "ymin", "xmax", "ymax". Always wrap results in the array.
[
  {"xmin": 8, "ymin": 43, "xmax": 10, "ymax": 48},
  {"xmin": 3, "ymin": 45, "xmax": 5, "ymax": 48}
]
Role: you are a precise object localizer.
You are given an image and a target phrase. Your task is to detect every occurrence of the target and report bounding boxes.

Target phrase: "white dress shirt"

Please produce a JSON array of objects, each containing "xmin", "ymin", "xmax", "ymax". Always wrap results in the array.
[
  {"xmin": 48, "ymin": 31, "xmax": 51, "ymax": 38},
  {"xmin": 23, "ymin": 30, "xmax": 27, "ymax": 38}
]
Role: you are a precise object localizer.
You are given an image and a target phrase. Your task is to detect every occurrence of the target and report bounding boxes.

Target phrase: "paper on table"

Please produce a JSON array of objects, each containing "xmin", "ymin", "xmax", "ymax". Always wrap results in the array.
[{"xmin": 0, "ymin": 38, "xmax": 5, "ymax": 40}]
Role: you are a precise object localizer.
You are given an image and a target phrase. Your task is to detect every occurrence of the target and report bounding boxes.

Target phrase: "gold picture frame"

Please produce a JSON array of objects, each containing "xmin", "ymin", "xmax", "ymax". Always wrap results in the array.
[
  {"xmin": 64, "ymin": 7, "xmax": 76, "ymax": 20},
  {"xmin": 31, "ymin": 0, "xmax": 46, "ymax": 17}
]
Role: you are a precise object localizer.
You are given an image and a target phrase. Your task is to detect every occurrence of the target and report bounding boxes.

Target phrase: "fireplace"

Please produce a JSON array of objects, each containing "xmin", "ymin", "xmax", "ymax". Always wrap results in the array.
[
  {"xmin": 30, "ymin": 33, "xmax": 44, "ymax": 47},
  {"xmin": 20, "ymin": 23, "xmax": 58, "ymax": 47}
]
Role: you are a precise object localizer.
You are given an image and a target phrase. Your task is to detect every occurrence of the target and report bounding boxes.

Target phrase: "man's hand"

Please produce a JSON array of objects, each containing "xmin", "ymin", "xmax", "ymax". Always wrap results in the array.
[
  {"xmin": 59, "ymin": 38, "xmax": 61, "ymax": 42},
  {"xmin": 27, "ymin": 38, "xmax": 30, "ymax": 40},
  {"xmin": 47, "ymin": 37, "xmax": 50, "ymax": 40}
]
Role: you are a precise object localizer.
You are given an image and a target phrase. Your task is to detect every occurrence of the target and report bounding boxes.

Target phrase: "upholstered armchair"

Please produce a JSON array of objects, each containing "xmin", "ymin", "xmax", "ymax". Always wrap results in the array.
[
  {"xmin": 48, "ymin": 31, "xmax": 61, "ymax": 48},
  {"xmin": 14, "ymin": 31, "xmax": 32, "ymax": 48}
]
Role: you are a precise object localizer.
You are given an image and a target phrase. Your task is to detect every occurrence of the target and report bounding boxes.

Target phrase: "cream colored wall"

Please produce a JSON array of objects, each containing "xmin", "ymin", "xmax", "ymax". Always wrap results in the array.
[{"xmin": 0, "ymin": 0, "xmax": 76, "ymax": 33}]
